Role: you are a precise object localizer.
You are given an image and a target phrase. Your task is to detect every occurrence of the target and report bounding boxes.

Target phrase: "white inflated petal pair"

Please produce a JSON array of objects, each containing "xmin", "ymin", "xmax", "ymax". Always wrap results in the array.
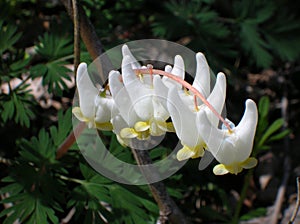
[
  {"xmin": 167, "ymin": 53, "xmax": 227, "ymax": 161},
  {"xmin": 72, "ymin": 63, "xmax": 113, "ymax": 130},
  {"xmin": 108, "ymin": 45, "xmax": 175, "ymax": 145},
  {"xmin": 197, "ymin": 99, "xmax": 258, "ymax": 175}
]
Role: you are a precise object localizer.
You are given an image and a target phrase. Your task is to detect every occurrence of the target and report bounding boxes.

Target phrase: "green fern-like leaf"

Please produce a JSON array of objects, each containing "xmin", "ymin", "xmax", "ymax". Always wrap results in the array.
[
  {"xmin": 0, "ymin": 193, "xmax": 59, "ymax": 224},
  {"xmin": 0, "ymin": 20, "xmax": 21, "ymax": 55},
  {"xmin": 50, "ymin": 109, "xmax": 72, "ymax": 148},
  {"xmin": 0, "ymin": 90, "xmax": 35, "ymax": 127},
  {"xmin": 263, "ymin": 10, "xmax": 300, "ymax": 62},
  {"xmin": 35, "ymin": 32, "xmax": 73, "ymax": 60},
  {"xmin": 30, "ymin": 61, "xmax": 72, "ymax": 96},
  {"xmin": 31, "ymin": 33, "xmax": 73, "ymax": 96},
  {"xmin": 240, "ymin": 21, "xmax": 272, "ymax": 68},
  {"xmin": 17, "ymin": 113, "xmax": 72, "ymax": 170}
]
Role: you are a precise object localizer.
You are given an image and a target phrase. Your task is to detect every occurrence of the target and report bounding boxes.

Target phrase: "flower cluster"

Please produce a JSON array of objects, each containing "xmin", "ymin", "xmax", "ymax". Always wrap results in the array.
[{"xmin": 73, "ymin": 45, "xmax": 258, "ymax": 175}]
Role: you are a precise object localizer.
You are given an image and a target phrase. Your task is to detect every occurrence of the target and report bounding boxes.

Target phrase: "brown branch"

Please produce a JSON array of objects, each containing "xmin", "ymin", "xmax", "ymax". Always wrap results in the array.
[
  {"xmin": 72, "ymin": 0, "xmax": 80, "ymax": 74},
  {"xmin": 60, "ymin": 0, "xmax": 111, "ymax": 83},
  {"xmin": 131, "ymin": 149, "xmax": 190, "ymax": 224},
  {"xmin": 60, "ymin": 0, "xmax": 103, "ymax": 60},
  {"xmin": 56, "ymin": 122, "xmax": 86, "ymax": 159}
]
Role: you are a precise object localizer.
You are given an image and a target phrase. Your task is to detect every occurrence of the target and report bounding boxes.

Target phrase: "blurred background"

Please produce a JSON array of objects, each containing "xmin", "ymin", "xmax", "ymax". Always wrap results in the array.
[{"xmin": 0, "ymin": 0, "xmax": 300, "ymax": 223}]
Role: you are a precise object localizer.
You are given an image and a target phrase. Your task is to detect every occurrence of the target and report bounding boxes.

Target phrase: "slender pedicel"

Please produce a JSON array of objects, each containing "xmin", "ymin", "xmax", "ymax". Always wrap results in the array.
[{"xmin": 134, "ymin": 68, "xmax": 232, "ymax": 131}]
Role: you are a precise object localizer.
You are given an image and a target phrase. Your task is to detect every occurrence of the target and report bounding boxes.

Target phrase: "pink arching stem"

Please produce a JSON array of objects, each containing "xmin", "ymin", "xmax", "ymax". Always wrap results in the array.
[{"xmin": 134, "ymin": 68, "xmax": 232, "ymax": 132}]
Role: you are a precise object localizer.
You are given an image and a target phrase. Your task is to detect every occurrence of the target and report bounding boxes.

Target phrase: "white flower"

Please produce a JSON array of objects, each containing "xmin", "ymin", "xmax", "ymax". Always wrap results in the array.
[
  {"xmin": 191, "ymin": 52, "xmax": 211, "ymax": 98},
  {"xmin": 72, "ymin": 63, "xmax": 113, "ymax": 130},
  {"xmin": 166, "ymin": 52, "xmax": 226, "ymax": 161},
  {"xmin": 168, "ymin": 71, "xmax": 227, "ymax": 161},
  {"xmin": 108, "ymin": 46, "xmax": 174, "ymax": 145},
  {"xmin": 197, "ymin": 99, "xmax": 258, "ymax": 175}
]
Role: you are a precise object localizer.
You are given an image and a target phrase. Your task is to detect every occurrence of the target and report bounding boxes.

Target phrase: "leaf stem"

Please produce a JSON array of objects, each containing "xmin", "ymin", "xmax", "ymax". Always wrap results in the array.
[{"xmin": 58, "ymin": 174, "xmax": 84, "ymax": 184}]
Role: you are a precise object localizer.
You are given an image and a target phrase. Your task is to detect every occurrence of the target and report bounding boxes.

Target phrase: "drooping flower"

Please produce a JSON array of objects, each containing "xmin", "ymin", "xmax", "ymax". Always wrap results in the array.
[
  {"xmin": 167, "ymin": 71, "xmax": 227, "ymax": 161},
  {"xmin": 108, "ymin": 46, "xmax": 174, "ymax": 145},
  {"xmin": 197, "ymin": 99, "xmax": 258, "ymax": 175},
  {"xmin": 166, "ymin": 51, "xmax": 226, "ymax": 161},
  {"xmin": 72, "ymin": 63, "xmax": 113, "ymax": 130}
]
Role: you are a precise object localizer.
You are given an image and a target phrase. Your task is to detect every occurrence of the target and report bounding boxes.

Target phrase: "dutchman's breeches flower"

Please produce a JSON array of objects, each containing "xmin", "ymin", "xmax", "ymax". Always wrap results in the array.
[
  {"xmin": 72, "ymin": 63, "xmax": 114, "ymax": 130},
  {"xmin": 168, "ymin": 72, "xmax": 226, "ymax": 161},
  {"xmin": 108, "ymin": 46, "xmax": 174, "ymax": 146},
  {"xmin": 167, "ymin": 51, "xmax": 226, "ymax": 161},
  {"xmin": 197, "ymin": 99, "xmax": 258, "ymax": 175}
]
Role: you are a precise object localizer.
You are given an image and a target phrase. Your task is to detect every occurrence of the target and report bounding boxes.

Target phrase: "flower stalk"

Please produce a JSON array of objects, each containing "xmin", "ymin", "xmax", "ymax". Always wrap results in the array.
[{"xmin": 134, "ymin": 68, "xmax": 232, "ymax": 132}]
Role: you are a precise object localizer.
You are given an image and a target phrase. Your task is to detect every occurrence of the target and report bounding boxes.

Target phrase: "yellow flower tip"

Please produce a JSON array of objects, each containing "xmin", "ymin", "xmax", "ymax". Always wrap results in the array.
[
  {"xmin": 95, "ymin": 122, "xmax": 113, "ymax": 131},
  {"xmin": 191, "ymin": 147, "xmax": 205, "ymax": 159},
  {"xmin": 134, "ymin": 121, "xmax": 150, "ymax": 132},
  {"xmin": 213, "ymin": 164, "xmax": 229, "ymax": 175},
  {"xmin": 177, "ymin": 145, "xmax": 196, "ymax": 161},
  {"xmin": 72, "ymin": 107, "xmax": 90, "ymax": 122},
  {"xmin": 120, "ymin": 128, "xmax": 138, "ymax": 139},
  {"xmin": 116, "ymin": 135, "xmax": 129, "ymax": 148},
  {"xmin": 72, "ymin": 106, "xmax": 81, "ymax": 114},
  {"xmin": 154, "ymin": 119, "xmax": 167, "ymax": 131},
  {"xmin": 213, "ymin": 157, "xmax": 258, "ymax": 175},
  {"xmin": 241, "ymin": 157, "xmax": 258, "ymax": 169},
  {"xmin": 136, "ymin": 130, "xmax": 150, "ymax": 140},
  {"xmin": 166, "ymin": 122, "xmax": 175, "ymax": 132}
]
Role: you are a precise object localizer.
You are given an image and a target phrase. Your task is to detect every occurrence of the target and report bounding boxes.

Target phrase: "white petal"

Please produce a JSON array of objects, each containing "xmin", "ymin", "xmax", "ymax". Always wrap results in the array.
[
  {"xmin": 197, "ymin": 100, "xmax": 258, "ymax": 165},
  {"xmin": 167, "ymin": 87, "xmax": 202, "ymax": 148},
  {"xmin": 122, "ymin": 55, "xmax": 141, "ymax": 86},
  {"xmin": 94, "ymin": 96, "xmax": 114, "ymax": 123},
  {"xmin": 152, "ymin": 96, "xmax": 169, "ymax": 121},
  {"xmin": 111, "ymin": 106, "xmax": 128, "ymax": 134},
  {"xmin": 121, "ymin": 45, "xmax": 141, "ymax": 69},
  {"xmin": 178, "ymin": 91, "xmax": 195, "ymax": 110},
  {"xmin": 76, "ymin": 63, "xmax": 98, "ymax": 119},
  {"xmin": 108, "ymin": 70, "xmax": 123, "ymax": 96},
  {"xmin": 109, "ymin": 71, "xmax": 139, "ymax": 126},
  {"xmin": 165, "ymin": 65, "xmax": 172, "ymax": 73},
  {"xmin": 162, "ymin": 55, "xmax": 185, "ymax": 89},
  {"xmin": 153, "ymin": 75, "xmax": 168, "ymax": 110},
  {"xmin": 122, "ymin": 55, "xmax": 154, "ymax": 120},
  {"xmin": 172, "ymin": 55, "xmax": 185, "ymax": 80},
  {"xmin": 193, "ymin": 53, "xmax": 210, "ymax": 97},
  {"xmin": 234, "ymin": 99, "xmax": 258, "ymax": 161},
  {"xmin": 203, "ymin": 72, "xmax": 226, "ymax": 127},
  {"xmin": 197, "ymin": 110, "xmax": 231, "ymax": 164}
]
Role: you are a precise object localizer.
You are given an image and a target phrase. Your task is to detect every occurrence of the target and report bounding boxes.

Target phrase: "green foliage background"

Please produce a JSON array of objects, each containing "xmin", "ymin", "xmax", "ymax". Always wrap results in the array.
[{"xmin": 0, "ymin": 0, "xmax": 299, "ymax": 223}]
